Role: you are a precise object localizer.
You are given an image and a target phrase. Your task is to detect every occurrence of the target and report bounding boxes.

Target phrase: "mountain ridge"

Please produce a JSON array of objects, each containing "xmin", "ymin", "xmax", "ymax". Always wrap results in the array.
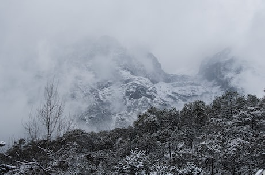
[{"xmin": 45, "ymin": 37, "xmax": 251, "ymax": 130}]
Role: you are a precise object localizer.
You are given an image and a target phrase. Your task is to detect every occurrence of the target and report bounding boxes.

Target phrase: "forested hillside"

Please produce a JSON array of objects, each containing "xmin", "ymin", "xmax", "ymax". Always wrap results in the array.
[{"xmin": 1, "ymin": 91, "xmax": 265, "ymax": 174}]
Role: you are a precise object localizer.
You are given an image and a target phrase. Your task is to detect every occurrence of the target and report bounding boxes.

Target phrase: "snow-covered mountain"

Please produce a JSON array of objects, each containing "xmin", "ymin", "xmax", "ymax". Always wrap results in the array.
[
  {"xmin": 44, "ymin": 37, "xmax": 252, "ymax": 130},
  {"xmin": 198, "ymin": 48, "xmax": 246, "ymax": 91}
]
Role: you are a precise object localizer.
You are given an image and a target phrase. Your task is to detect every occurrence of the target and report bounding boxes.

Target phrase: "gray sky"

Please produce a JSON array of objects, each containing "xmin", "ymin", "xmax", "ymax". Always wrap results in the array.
[
  {"xmin": 1, "ymin": 0, "xmax": 265, "ymax": 73},
  {"xmin": 1, "ymin": 0, "xmax": 265, "ymax": 144}
]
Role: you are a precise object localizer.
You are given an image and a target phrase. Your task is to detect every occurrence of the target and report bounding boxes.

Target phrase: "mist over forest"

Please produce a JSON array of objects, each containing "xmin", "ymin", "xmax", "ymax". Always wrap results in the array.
[{"xmin": 1, "ymin": 1, "xmax": 265, "ymax": 174}]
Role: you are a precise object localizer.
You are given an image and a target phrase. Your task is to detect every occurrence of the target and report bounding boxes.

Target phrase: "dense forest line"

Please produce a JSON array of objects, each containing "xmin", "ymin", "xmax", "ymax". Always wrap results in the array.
[{"xmin": 1, "ymin": 91, "xmax": 265, "ymax": 174}]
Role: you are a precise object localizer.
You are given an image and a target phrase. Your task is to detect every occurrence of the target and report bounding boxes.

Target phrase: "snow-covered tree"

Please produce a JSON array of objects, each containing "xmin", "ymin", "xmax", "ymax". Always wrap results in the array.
[{"xmin": 116, "ymin": 148, "xmax": 149, "ymax": 174}]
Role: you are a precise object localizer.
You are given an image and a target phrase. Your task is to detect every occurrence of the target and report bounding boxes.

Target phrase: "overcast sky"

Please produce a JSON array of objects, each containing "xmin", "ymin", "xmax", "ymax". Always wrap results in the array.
[
  {"xmin": 1, "ymin": 0, "xmax": 265, "ymax": 144},
  {"xmin": 1, "ymin": 0, "xmax": 265, "ymax": 73}
]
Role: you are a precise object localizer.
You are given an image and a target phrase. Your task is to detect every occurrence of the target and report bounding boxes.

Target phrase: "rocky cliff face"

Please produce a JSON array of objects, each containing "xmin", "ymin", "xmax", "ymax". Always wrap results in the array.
[
  {"xmin": 46, "ymin": 37, "xmax": 249, "ymax": 130},
  {"xmin": 198, "ymin": 48, "xmax": 245, "ymax": 90}
]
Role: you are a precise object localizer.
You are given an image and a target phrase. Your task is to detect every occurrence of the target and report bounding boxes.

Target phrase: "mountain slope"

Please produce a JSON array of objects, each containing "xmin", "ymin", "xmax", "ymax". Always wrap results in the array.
[
  {"xmin": 2, "ymin": 92, "xmax": 265, "ymax": 174},
  {"xmin": 40, "ymin": 37, "xmax": 254, "ymax": 130}
]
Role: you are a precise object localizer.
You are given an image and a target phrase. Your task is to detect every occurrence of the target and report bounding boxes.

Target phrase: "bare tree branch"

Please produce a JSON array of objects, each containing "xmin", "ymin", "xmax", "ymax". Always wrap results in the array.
[{"xmin": 24, "ymin": 80, "xmax": 71, "ymax": 142}]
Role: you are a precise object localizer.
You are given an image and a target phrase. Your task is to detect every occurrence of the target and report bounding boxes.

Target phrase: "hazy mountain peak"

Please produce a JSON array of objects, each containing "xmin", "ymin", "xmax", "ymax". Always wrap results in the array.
[
  {"xmin": 198, "ymin": 49, "xmax": 244, "ymax": 90},
  {"xmin": 18, "ymin": 39, "xmax": 259, "ymax": 131},
  {"xmin": 55, "ymin": 41, "xmax": 235, "ymax": 130}
]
